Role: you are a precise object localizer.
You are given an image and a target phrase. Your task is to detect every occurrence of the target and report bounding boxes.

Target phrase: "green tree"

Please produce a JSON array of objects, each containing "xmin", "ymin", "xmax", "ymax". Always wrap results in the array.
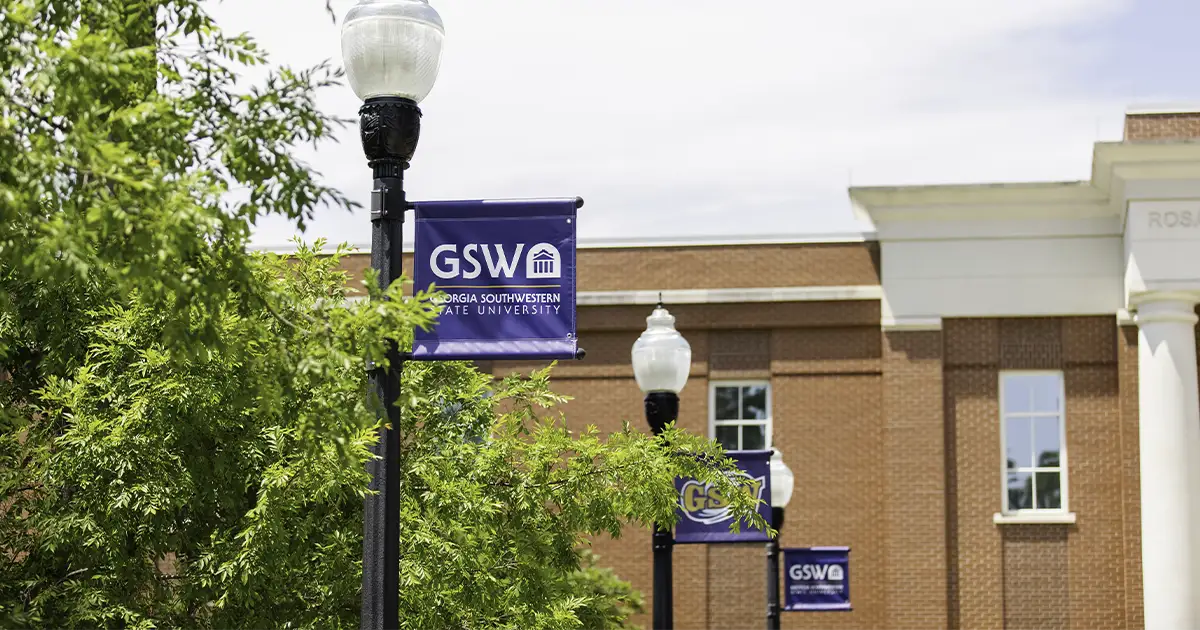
[{"xmin": 0, "ymin": 2, "xmax": 765, "ymax": 628}]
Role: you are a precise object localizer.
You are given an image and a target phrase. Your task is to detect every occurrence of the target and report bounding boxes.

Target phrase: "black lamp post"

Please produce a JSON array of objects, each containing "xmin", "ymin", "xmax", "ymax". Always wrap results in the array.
[
  {"xmin": 766, "ymin": 448, "xmax": 795, "ymax": 630},
  {"xmin": 631, "ymin": 300, "xmax": 692, "ymax": 630},
  {"xmin": 339, "ymin": 2, "xmax": 445, "ymax": 629}
]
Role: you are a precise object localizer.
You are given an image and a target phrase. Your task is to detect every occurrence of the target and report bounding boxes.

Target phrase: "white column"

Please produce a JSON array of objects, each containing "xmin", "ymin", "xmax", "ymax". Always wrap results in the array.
[{"xmin": 1136, "ymin": 292, "xmax": 1200, "ymax": 630}]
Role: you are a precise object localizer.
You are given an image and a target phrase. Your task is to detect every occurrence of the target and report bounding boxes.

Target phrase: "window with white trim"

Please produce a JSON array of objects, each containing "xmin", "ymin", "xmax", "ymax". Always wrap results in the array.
[
  {"xmin": 1000, "ymin": 371, "xmax": 1067, "ymax": 513},
  {"xmin": 710, "ymin": 382, "xmax": 771, "ymax": 451}
]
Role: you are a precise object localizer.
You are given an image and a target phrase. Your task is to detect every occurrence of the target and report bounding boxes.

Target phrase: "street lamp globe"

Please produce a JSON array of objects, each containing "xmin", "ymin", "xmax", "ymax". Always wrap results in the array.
[
  {"xmin": 341, "ymin": 0, "xmax": 445, "ymax": 102},
  {"xmin": 770, "ymin": 448, "xmax": 795, "ymax": 509},
  {"xmin": 632, "ymin": 303, "xmax": 692, "ymax": 394}
]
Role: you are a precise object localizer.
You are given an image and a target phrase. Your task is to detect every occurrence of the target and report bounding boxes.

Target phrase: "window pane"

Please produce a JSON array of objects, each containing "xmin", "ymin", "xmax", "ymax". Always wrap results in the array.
[
  {"xmin": 715, "ymin": 426, "xmax": 739, "ymax": 451},
  {"xmin": 1031, "ymin": 374, "xmax": 1062, "ymax": 413},
  {"xmin": 1003, "ymin": 374, "xmax": 1034, "ymax": 413},
  {"xmin": 742, "ymin": 424, "xmax": 766, "ymax": 451},
  {"xmin": 1036, "ymin": 471, "xmax": 1062, "ymax": 509},
  {"xmin": 1034, "ymin": 416, "xmax": 1061, "ymax": 467},
  {"xmin": 715, "ymin": 387, "xmax": 739, "ymax": 421},
  {"xmin": 1007, "ymin": 472, "xmax": 1033, "ymax": 511},
  {"xmin": 741, "ymin": 386, "xmax": 768, "ymax": 420},
  {"xmin": 1005, "ymin": 417, "xmax": 1033, "ymax": 469}
]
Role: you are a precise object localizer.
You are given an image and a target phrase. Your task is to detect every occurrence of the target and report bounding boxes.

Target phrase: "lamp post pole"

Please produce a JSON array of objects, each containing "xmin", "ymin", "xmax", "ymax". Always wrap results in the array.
[
  {"xmin": 632, "ymin": 300, "xmax": 692, "ymax": 630},
  {"xmin": 646, "ymin": 392, "xmax": 679, "ymax": 630},
  {"xmin": 766, "ymin": 506, "xmax": 784, "ymax": 630},
  {"xmin": 765, "ymin": 449, "xmax": 794, "ymax": 630},
  {"xmin": 359, "ymin": 96, "xmax": 420, "ymax": 630},
  {"xmin": 340, "ymin": 2, "xmax": 445, "ymax": 629}
]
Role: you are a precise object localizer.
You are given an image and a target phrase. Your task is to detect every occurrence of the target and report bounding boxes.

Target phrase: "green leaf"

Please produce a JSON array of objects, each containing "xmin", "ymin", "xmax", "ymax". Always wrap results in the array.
[{"xmin": 0, "ymin": 3, "xmax": 760, "ymax": 628}]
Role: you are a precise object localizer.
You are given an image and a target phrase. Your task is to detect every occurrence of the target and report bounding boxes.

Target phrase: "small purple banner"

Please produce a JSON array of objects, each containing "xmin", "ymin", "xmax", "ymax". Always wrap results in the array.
[
  {"xmin": 784, "ymin": 547, "xmax": 851, "ymax": 611},
  {"xmin": 674, "ymin": 450, "xmax": 772, "ymax": 544},
  {"xmin": 412, "ymin": 199, "xmax": 578, "ymax": 361}
]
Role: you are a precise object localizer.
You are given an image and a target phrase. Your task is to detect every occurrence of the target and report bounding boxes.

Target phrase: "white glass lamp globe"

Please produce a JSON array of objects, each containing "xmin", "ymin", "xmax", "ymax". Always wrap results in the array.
[
  {"xmin": 770, "ymin": 448, "xmax": 795, "ymax": 509},
  {"xmin": 631, "ymin": 305, "xmax": 692, "ymax": 394},
  {"xmin": 341, "ymin": 0, "xmax": 445, "ymax": 102}
]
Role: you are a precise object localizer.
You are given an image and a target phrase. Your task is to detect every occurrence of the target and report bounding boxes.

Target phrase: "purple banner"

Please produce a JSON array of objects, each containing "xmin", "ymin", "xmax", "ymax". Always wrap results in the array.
[
  {"xmin": 674, "ymin": 450, "xmax": 772, "ymax": 544},
  {"xmin": 784, "ymin": 547, "xmax": 851, "ymax": 611},
  {"xmin": 412, "ymin": 199, "xmax": 578, "ymax": 361}
]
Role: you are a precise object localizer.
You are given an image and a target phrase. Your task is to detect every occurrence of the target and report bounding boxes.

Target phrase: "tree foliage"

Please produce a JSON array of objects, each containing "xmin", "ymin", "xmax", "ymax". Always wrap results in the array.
[
  {"xmin": 1, "ymin": 0, "xmax": 353, "ymax": 355},
  {"xmin": 0, "ymin": 2, "xmax": 766, "ymax": 628},
  {"xmin": 2, "ymin": 245, "xmax": 764, "ymax": 629}
]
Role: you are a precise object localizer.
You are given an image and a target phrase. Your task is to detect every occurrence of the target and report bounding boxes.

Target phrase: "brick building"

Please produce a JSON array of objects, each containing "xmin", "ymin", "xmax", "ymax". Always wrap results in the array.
[{"xmin": 333, "ymin": 107, "xmax": 1200, "ymax": 629}]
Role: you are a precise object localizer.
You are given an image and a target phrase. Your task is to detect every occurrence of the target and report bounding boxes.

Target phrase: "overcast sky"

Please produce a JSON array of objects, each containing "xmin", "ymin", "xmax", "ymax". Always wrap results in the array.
[{"xmin": 205, "ymin": 0, "xmax": 1200, "ymax": 250}]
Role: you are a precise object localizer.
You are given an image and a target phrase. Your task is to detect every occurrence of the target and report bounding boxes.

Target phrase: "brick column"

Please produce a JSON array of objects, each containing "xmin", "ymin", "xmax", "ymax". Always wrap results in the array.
[
  {"xmin": 1118, "ymin": 324, "xmax": 1144, "ymax": 628},
  {"xmin": 882, "ymin": 329, "xmax": 948, "ymax": 628}
]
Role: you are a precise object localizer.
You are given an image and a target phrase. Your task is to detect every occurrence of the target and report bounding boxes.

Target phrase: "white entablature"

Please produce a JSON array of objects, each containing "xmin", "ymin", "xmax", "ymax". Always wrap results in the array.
[{"xmin": 850, "ymin": 139, "xmax": 1200, "ymax": 330}]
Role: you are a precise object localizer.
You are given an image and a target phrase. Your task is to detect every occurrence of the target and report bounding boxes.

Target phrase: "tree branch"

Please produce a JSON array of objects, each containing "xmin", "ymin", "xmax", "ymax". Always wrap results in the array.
[
  {"xmin": 7, "ymin": 98, "xmax": 69, "ymax": 134},
  {"xmin": 487, "ymin": 462, "xmax": 642, "ymax": 490}
]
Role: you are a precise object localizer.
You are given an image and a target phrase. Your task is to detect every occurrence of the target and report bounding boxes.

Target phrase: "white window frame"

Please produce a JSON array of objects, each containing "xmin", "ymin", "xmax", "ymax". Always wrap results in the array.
[
  {"xmin": 708, "ymin": 380, "xmax": 773, "ymax": 451},
  {"xmin": 998, "ymin": 370, "xmax": 1069, "ymax": 516}
]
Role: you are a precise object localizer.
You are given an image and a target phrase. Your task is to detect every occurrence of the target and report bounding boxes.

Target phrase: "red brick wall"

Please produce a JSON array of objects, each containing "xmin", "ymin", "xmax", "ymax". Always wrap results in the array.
[
  {"xmin": 329, "ymin": 239, "xmax": 1153, "ymax": 629},
  {"xmin": 944, "ymin": 318, "xmax": 1004, "ymax": 629},
  {"xmin": 557, "ymin": 312, "xmax": 1138, "ymax": 630},
  {"xmin": 1064, "ymin": 320, "xmax": 1126, "ymax": 629},
  {"xmin": 944, "ymin": 317, "xmax": 1131, "ymax": 630},
  {"xmin": 511, "ymin": 301, "xmax": 886, "ymax": 628},
  {"xmin": 1002, "ymin": 526, "xmax": 1070, "ymax": 629},
  {"xmin": 480, "ymin": 293, "xmax": 1141, "ymax": 628},
  {"xmin": 576, "ymin": 243, "xmax": 880, "ymax": 291},
  {"xmin": 1119, "ymin": 325, "xmax": 1144, "ymax": 628},
  {"xmin": 882, "ymin": 331, "xmax": 948, "ymax": 628},
  {"xmin": 706, "ymin": 545, "xmax": 764, "ymax": 629},
  {"xmin": 779, "ymin": 373, "xmax": 885, "ymax": 630},
  {"xmin": 331, "ymin": 242, "xmax": 880, "ymax": 297},
  {"xmin": 1124, "ymin": 111, "xmax": 1200, "ymax": 142}
]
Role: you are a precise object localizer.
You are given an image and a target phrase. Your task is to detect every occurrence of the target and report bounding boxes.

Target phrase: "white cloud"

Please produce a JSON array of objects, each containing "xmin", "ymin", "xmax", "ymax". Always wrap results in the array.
[{"xmin": 206, "ymin": 0, "xmax": 1136, "ymax": 249}]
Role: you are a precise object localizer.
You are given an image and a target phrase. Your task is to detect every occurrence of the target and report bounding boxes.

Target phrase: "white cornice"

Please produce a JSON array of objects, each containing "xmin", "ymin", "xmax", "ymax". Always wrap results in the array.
[
  {"xmin": 881, "ymin": 316, "xmax": 943, "ymax": 332},
  {"xmin": 576, "ymin": 285, "xmax": 881, "ymax": 306},
  {"xmin": 345, "ymin": 285, "xmax": 882, "ymax": 306},
  {"xmin": 850, "ymin": 180, "xmax": 1099, "ymax": 209},
  {"xmin": 1126, "ymin": 104, "xmax": 1200, "ymax": 115},
  {"xmin": 1093, "ymin": 141, "xmax": 1200, "ymax": 183},
  {"xmin": 852, "ymin": 142, "xmax": 1200, "ymax": 238},
  {"xmin": 1092, "ymin": 142, "xmax": 1200, "ymax": 221},
  {"xmin": 849, "ymin": 181, "xmax": 1111, "ymax": 232}
]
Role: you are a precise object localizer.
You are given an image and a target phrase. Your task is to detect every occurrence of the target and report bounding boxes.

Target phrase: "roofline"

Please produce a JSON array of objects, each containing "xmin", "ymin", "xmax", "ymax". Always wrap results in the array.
[
  {"xmin": 1125, "ymin": 103, "xmax": 1200, "ymax": 115},
  {"xmin": 250, "ymin": 230, "xmax": 879, "ymax": 254},
  {"xmin": 848, "ymin": 179, "xmax": 1089, "ymax": 194},
  {"xmin": 849, "ymin": 180, "xmax": 1102, "ymax": 215}
]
